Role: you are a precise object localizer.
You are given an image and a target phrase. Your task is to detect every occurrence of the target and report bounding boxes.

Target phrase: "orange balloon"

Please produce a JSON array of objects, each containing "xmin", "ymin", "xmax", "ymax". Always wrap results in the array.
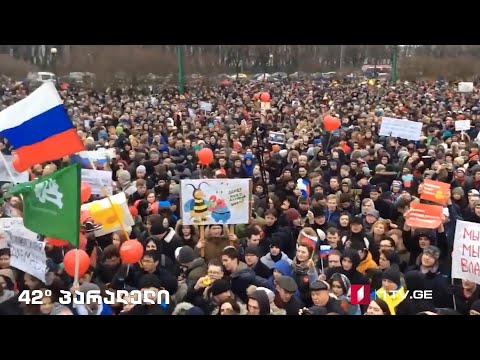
[
  {"xmin": 129, "ymin": 206, "xmax": 138, "ymax": 217},
  {"xmin": 12, "ymin": 155, "xmax": 26, "ymax": 172},
  {"xmin": 151, "ymin": 202, "xmax": 159, "ymax": 214},
  {"xmin": 120, "ymin": 240, "xmax": 144, "ymax": 264},
  {"xmin": 63, "ymin": 249, "xmax": 90, "ymax": 277},
  {"xmin": 323, "ymin": 115, "xmax": 341, "ymax": 132},
  {"xmin": 46, "ymin": 237, "xmax": 69, "ymax": 247},
  {"xmin": 197, "ymin": 148, "xmax": 214, "ymax": 165},
  {"xmin": 81, "ymin": 182, "xmax": 92, "ymax": 203},
  {"xmin": 260, "ymin": 92, "xmax": 271, "ymax": 102}
]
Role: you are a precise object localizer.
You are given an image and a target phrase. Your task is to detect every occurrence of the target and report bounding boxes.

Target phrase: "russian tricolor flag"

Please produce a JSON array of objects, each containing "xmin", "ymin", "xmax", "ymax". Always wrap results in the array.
[
  {"xmin": 0, "ymin": 82, "xmax": 85, "ymax": 172},
  {"xmin": 319, "ymin": 245, "xmax": 332, "ymax": 258},
  {"xmin": 297, "ymin": 178, "xmax": 310, "ymax": 198},
  {"xmin": 300, "ymin": 231, "xmax": 318, "ymax": 251}
]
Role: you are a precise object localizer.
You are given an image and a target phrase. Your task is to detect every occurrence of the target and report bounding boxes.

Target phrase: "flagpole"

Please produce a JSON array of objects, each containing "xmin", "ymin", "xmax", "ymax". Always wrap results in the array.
[{"xmin": 73, "ymin": 162, "xmax": 82, "ymax": 287}]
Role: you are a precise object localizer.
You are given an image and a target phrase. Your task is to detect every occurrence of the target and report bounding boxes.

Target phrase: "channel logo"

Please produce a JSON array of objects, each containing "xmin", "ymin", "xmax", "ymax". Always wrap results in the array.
[{"xmin": 351, "ymin": 284, "xmax": 371, "ymax": 305}]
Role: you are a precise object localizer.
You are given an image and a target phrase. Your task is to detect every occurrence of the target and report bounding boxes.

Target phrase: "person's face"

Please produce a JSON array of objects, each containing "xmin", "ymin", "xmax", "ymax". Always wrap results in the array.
[
  {"xmin": 151, "ymin": 153, "xmax": 160, "ymax": 162},
  {"xmin": 129, "ymin": 151, "xmax": 136, "ymax": 160},
  {"xmin": 331, "ymin": 280, "xmax": 344, "ymax": 297},
  {"xmin": 182, "ymin": 226, "xmax": 191, "ymax": 236},
  {"xmin": 379, "ymin": 253, "xmax": 390, "ymax": 270},
  {"xmin": 248, "ymin": 298, "xmax": 261, "ymax": 315},
  {"xmin": 210, "ymin": 226, "xmax": 222, "ymax": 237},
  {"xmin": 145, "ymin": 193, "xmax": 155, "ymax": 204},
  {"xmin": 277, "ymin": 286, "xmax": 294, "ymax": 302},
  {"xmin": 219, "ymin": 158, "xmax": 227, "ymax": 167},
  {"xmin": 265, "ymin": 214, "xmax": 276, "ymax": 227},
  {"xmin": 298, "ymin": 168, "xmax": 308, "ymax": 177},
  {"xmin": 366, "ymin": 300, "xmax": 385, "ymax": 315},
  {"xmin": 112, "ymin": 234, "xmax": 121, "ymax": 248},
  {"xmin": 245, "ymin": 253, "xmax": 258, "ymax": 267},
  {"xmin": 0, "ymin": 254, "xmax": 10, "ymax": 269},
  {"xmin": 339, "ymin": 215, "xmax": 349, "ymax": 227},
  {"xmin": 370, "ymin": 191, "xmax": 380, "ymax": 201},
  {"xmin": 248, "ymin": 234, "xmax": 261, "ymax": 246},
  {"xmin": 350, "ymin": 223, "xmax": 362, "ymax": 233},
  {"xmin": 40, "ymin": 295, "xmax": 54, "ymax": 314},
  {"xmin": 137, "ymin": 185, "xmax": 147, "ymax": 195},
  {"xmin": 373, "ymin": 223, "xmax": 385, "ymax": 235},
  {"xmin": 421, "ymin": 253, "xmax": 436, "ymax": 268},
  {"xmin": 296, "ymin": 245, "xmax": 310, "ymax": 262},
  {"xmin": 418, "ymin": 237, "xmax": 430, "ymax": 249},
  {"xmin": 234, "ymin": 159, "xmax": 242, "ymax": 168},
  {"xmin": 328, "ymin": 254, "xmax": 341, "ymax": 268},
  {"xmin": 104, "ymin": 255, "xmax": 121, "ymax": 268},
  {"xmin": 292, "ymin": 217, "xmax": 302, "ymax": 226},
  {"xmin": 382, "ymin": 279, "xmax": 397, "ymax": 292},
  {"xmin": 380, "ymin": 240, "xmax": 394, "ymax": 251},
  {"xmin": 136, "ymin": 170, "xmax": 146, "ymax": 179},
  {"xmin": 270, "ymin": 245, "xmax": 281, "ymax": 256},
  {"xmin": 342, "ymin": 257, "xmax": 353, "ymax": 271},
  {"xmin": 146, "ymin": 240, "xmax": 157, "ymax": 251},
  {"xmin": 326, "ymin": 233, "xmax": 339, "ymax": 248},
  {"xmin": 207, "ymin": 265, "xmax": 224, "ymax": 280},
  {"xmin": 222, "ymin": 255, "xmax": 236, "ymax": 272},
  {"xmin": 311, "ymin": 290, "xmax": 329, "ymax": 306},
  {"xmin": 462, "ymin": 279, "xmax": 476, "ymax": 290},
  {"xmin": 141, "ymin": 256, "xmax": 159, "ymax": 273},
  {"xmin": 220, "ymin": 302, "xmax": 234, "ymax": 315},
  {"xmin": 327, "ymin": 199, "xmax": 337, "ymax": 210},
  {"xmin": 362, "ymin": 201, "xmax": 373, "ymax": 213},
  {"xmin": 330, "ymin": 179, "xmax": 339, "ymax": 188}
]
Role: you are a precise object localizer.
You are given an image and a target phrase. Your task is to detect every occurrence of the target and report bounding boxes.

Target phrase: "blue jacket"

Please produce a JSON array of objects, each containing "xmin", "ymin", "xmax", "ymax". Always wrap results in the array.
[{"xmin": 73, "ymin": 302, "xmax": 113, "ymax": 316}]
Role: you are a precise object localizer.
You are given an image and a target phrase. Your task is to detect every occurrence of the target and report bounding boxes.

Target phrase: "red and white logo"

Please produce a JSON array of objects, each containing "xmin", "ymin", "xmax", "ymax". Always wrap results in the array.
[{"xmin": 351, "ymin": 284, "xmax": 371, "ymax": 305}]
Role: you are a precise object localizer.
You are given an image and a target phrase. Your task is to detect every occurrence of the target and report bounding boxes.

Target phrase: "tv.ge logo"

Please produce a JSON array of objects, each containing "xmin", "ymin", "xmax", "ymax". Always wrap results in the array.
[{"xmin": 351, "ymin": 284, "xmax": 433, "ymax": 305}]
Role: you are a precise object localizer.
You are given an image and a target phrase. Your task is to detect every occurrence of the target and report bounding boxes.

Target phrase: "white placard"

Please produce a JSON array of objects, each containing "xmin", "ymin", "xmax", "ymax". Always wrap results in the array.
[
  {"xmin": 0, "ymin": 155, "xmax": 29, "ymax": 183},
  {"xmin": 5, "ymin": 221, "xmax": 46, "ymax": 282},
  {"xmin": 379, "ymin": 117, "xmax": 422, "ymax": 141},
  {"xmin": 458, "ymin": 82, "xmax": 474, "ymax": 93},
  {"xmin": 188, "ymin": 108, "xmax": 196, "ymax": 119},
  {"xmin": 81, "ymin": 169, "xmax": 113, "ymax": 195},
  {"xmin": 455, "ymin": 120, "xmax": 471, "ymax": 131},
  {"xmin": 452, "ymin": 220, "xmax": 480, "ymax": 284},
  {"xmin": 200, "ymin": 101, "xmax": 212, "ymax": 112}
]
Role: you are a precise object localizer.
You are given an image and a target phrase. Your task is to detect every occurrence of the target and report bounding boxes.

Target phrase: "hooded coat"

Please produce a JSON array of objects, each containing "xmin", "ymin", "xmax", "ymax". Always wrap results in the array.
[
  {"xmin": 249, "ymin": 289, "xmax": 271, "ymax": 315},
  {"xmin": 230, "ymin": 262, "xmax": 273, "ymax": 304},
  {"xmin": 325, "ymin": 249, "xmax": 369, "ymax": 285},
  {"xmin": 395, "ymin": 270, "xmax": 436, "ymax": 315}
]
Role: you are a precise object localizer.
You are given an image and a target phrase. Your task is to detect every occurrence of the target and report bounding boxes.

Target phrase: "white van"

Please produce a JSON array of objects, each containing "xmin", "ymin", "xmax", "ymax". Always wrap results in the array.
[{"xmin": 27, "ymin": 71, "xmax": 57, "ymax": 84}]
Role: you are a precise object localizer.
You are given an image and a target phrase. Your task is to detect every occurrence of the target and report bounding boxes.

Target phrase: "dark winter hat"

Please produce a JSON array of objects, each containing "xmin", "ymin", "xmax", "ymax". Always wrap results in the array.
[
  {"xmin": 138, "ymin": 274, "xmax": 163, "ymax": 290},
  {"xmin": 269, "ymin": 236, "xmax": 282, "ymax": 248},
  {"xmin": 177, "ymin": 246, "xmax": 196, "ymax": 265},
  {"xmin": 350, "ymin": 216, "xmax": 363, "ymax": 225},
  {"xmin": 382, "ymin": 266, "xmax": 401, "ymax": 287},
  {"xmin": 310, "ymin": 280, "xmax": 329, "ymax": 292},
  {"xmin": 210, "ymin": 279, "xmax": 231, "ymax": 296},
  {"xmin": 186, "ymin": 306, "xmax": 205, "ymax": 315},
  {"xmin": 245, "ymin": 245, "xmax": 259, "ymax": 257},
  {"xmin": 284, "ymin": 208, "xmax": 301, "ymax": 222},
  {"xmin": 276, "ymin": 275, "xmax": 298, "ymax": 293}
]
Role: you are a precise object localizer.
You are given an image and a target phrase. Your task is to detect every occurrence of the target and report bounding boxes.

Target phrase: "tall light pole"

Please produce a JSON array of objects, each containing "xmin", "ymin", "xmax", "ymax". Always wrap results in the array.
[
  {"xmin": 50, "ymin": 47, "xmax": 58, "ymax": 79},
  {"xmin": 339, "ymin": 45, "xmax": 345, "ymax": 72},
  {"xmin": 176, "ymin": 45, "xmax": 185, "ymax": 94},
  {"xmin": 391, "ymin": 45, "xmax": 398, "ymax": 83}
]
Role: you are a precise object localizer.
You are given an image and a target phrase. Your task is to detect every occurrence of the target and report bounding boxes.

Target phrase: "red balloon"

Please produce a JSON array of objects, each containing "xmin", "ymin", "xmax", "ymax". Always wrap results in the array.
[
  {"xmin": 79, "ymin": 232, "xmax": 87, "ymax": 251},
  {"xmin": 260, "ymin": 92, "xmax": 271, "ymax": 102},
  {"xmin": 129, "ymin": 206, "xmax": 138, "ymax": 217},
  {"xmin": 197, "ymin": 148, "xmax": 214, "ymax": 165},
  {"xmin": 151, "ymin": 202, "xmax": 159, "ymax": 214},
  {"xmin": 323, "ymin": 115, "xmax": 341, "ymax": 132},
  {"xmin": 46, "ymin": 237, "xmax": 69, "ymax": 247},
  {"xmin": 253, "ymin": 93, "xmax": 260, "ymax": 101},
  {"xmin": 120, "ymin": 240, "xmax": 144, "ymax": 264},
  {"xmin": 12, "ymin": 155, "xmax": 26, "ymax": 172},
  {"xmin": 63, "ymin": 249, "xmax": 90, "ymax": 277},
  {"xmin": 81, "ymin": 182, "xmax": 92, "ymax": 203}
]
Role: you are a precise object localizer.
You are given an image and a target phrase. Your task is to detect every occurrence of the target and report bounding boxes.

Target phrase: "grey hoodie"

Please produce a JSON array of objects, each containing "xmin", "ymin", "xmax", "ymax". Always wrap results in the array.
[
  {"xmin": 0, "ymin": 290, "xmax": 14, "ymax": 304},
  {"xmin": 260, "ymin": 252, "xmax": 293, "ymax": 269}
]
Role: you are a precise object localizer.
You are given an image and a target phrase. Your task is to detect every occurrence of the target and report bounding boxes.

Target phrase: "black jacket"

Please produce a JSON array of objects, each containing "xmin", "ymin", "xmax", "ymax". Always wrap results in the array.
[{"xmin": 229, "ymin": 262, "xmax": 272, "ymax": 304}]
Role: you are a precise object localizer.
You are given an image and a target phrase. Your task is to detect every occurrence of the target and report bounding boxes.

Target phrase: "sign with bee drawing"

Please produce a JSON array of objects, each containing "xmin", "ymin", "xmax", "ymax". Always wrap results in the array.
[{"xmin": 180, "ymin": 179, "xmax": 251, "ymax": 225}]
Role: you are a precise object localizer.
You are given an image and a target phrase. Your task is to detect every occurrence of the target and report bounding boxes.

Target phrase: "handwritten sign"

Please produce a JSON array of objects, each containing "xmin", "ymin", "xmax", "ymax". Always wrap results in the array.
[
  {"xmin": 379, "ymin": 117, "xmax": 422, "ymax": 141},
  {"xmin": 455, "ymin": 120, "xmax": 471, "ymax": 131},
  {"xmin": 200, "ymin": 101, "xmax": 212, "ymax": 112},
  {"xmin": 421, "ymin": 179, "xmax": 451, "ymax": 206},
  {"xmin": 6, "ymin": 221, "xmax": 46, "ymax": 282},
  {"xmin": 452, "ymin": 220, "xmax": 480, "ymax": 283},
  {"xmin": 180, "ymin": 179, "xmax": 251, "ymax": 225},
  {"xmin": 405, "ymin": 202, "xmax": 443, "ymax": 229},
  {"xmin": 81, "ymin": 169, "xmax": 113, "ymax": 195}
]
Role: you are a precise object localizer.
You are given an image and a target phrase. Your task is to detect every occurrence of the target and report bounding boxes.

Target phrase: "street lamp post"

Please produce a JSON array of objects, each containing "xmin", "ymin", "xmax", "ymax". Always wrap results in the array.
[
  {"xmin": 50, "ymin": 47, "xmax": 58, "ymax": 76},
  {"xmin": 391, "ymin": 45, "xmax": 398, "ymax": 83},
  {"xmin": 176, "ymin": 45, "xmax": 185, "ymax": 94}
]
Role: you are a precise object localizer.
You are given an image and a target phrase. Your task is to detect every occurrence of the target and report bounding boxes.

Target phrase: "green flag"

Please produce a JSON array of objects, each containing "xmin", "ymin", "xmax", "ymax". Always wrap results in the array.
[{"xmin": 8, "ymin": 163, "xmax": 80, "ymax": 247}]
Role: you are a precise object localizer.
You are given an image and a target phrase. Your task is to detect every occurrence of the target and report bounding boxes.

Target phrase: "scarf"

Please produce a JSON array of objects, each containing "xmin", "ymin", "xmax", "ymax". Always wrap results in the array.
[{"xmin": 293, "ymin": 257, "xmax": 309, "ymax": 275}]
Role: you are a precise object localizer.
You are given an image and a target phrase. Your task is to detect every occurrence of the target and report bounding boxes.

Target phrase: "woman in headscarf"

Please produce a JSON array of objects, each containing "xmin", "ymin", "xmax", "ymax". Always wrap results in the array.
[{"xmin": 328, "ymin": 272, "xmax": 361, "ymax": 315}]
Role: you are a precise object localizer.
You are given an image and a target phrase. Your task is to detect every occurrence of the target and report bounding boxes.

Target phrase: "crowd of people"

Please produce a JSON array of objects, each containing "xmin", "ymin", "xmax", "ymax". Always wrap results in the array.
[{"xmin": 1, "ymin": 75, "xmax": 480, "ymax": 315}]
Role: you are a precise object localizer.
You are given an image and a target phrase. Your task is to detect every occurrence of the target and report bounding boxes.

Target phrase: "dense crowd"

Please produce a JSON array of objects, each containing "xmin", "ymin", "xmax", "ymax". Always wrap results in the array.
[{"xmin": 1, "ymin": 76, "xmax": 480, "ymax": 315}]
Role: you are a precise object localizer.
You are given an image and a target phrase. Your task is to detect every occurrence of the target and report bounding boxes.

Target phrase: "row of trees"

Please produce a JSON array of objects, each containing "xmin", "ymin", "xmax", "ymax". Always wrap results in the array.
[{"xmin": 2, "ymin": 45, "xmax": 480, "ymax": 83}]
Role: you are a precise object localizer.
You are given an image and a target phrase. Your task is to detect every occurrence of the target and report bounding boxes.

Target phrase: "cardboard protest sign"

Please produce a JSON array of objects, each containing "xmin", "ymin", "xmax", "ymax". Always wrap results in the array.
[
  {"xmin": 452, "ymin": 220, "xmax": 480, "ymax": 283},
  {"xmin": 81, "ymin": 169, "xmax": 113, "ymax": 195},
  {"xmin": 455, "ymin": 120, "xmax": 471, "ymax": 131},
  {"xmin": 420, "ymin": 179, "xmax": 451, "ymax": 206},
  {"xmin": 181, "ymin": 179, "xmax": 251, "ymax": 226},
  {"xmin": 379, "ymin": 117, "xmax": 422, "ymax": 141},
  {"xmin": 458, "ymin": 82, "xmax": 474, "ymax": 93},
  {"xmin": 405, "ymin": 202, "xmax": 443, "ymax": 229},
  {"xmin": 4, "ymin": 220, "xmax": 46, "ymax": 282}
]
